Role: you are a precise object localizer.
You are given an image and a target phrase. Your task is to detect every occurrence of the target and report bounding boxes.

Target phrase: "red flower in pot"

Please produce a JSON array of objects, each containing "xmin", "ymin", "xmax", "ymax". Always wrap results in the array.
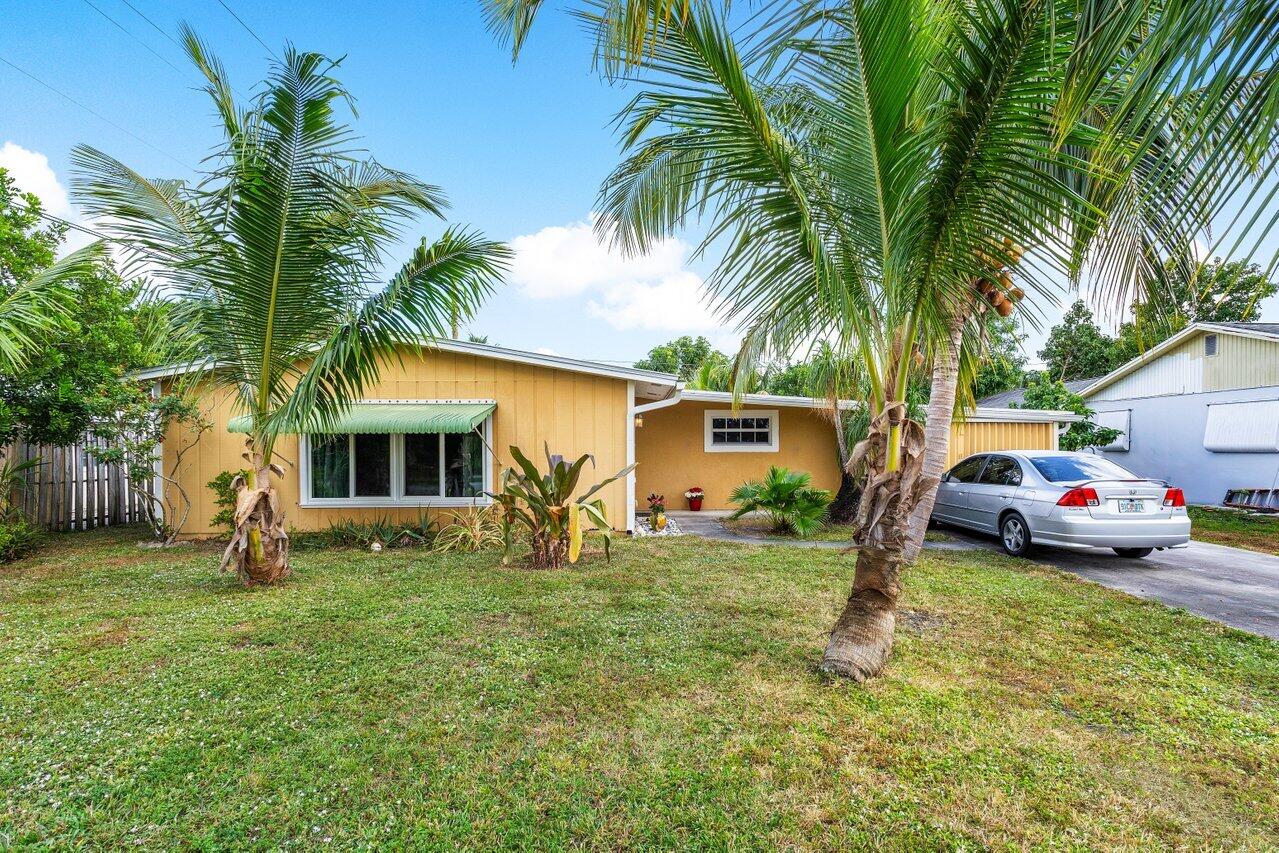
[{"xmin": 684, "ymin": 487, "xmax": 705, "ymax": 511}]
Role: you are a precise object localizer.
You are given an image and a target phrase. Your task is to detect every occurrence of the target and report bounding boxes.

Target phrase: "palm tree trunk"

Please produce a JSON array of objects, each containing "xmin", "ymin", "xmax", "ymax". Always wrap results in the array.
[
  {"xmin": 822, "ymin": 402, "xmax": 930, "ymax": 681},
  {"xmin": 904, "ymin": 311, "xmax": 967, "ymax": 561},
  {"xmin": 828, "ymin": 406, "xmax": 859, "ymax": 524},
  {"xmin": 220, "ymin": 442, "xmax": 290, "ymax": 585}
]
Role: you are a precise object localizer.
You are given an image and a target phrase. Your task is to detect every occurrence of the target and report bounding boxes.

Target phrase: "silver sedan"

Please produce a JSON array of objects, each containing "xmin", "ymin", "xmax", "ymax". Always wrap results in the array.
[{"xmin": 931, "ymin": 450, "xmax": 1192, "ymax": 558}]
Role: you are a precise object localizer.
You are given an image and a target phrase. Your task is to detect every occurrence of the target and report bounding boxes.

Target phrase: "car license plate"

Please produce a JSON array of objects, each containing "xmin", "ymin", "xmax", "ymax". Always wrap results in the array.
[{"xmin": 1118, "ymin": 499, "xmax": 1143, "ymax": 513}]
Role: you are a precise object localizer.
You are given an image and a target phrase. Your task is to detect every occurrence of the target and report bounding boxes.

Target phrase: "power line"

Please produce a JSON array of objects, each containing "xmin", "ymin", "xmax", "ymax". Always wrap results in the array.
[
  {"xmin": 116, "ymin": 0, "xmax": 183, "ymax": 50},
  {"xmin": 0, "ymin": 54, "xmax": 193, "ymax": 171},
  {"xmin": 78, "ymin": 0, "xmax": 186, "ymax": 76},
  {"xmin": 10, "ymin": 199, "xmax": 116, "ymax": 243},
  {"xmin": 213, "ymin": 0, "xmax": 278, "ymax": 60}
]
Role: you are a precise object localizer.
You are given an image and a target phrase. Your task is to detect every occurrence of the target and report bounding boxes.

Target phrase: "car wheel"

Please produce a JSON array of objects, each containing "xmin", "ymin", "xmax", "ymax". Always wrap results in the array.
[
  {"xmin": 999, "ymin": 513, "xmax": 1034, "ymax": 557},
  {"xmin": 1112, "ymin": 547, "xmax": 1153, "ymax": 559}
]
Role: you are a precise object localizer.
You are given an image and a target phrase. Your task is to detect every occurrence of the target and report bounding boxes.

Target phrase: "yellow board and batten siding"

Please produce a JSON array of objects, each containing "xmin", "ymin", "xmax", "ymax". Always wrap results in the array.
[
  {"xmin": 945, "ymin": 420, "xmax": 1057, "ymax": 467},
  {"xmin": 161, "ymin": 347, "xmax": 631, "ymax": 536}
]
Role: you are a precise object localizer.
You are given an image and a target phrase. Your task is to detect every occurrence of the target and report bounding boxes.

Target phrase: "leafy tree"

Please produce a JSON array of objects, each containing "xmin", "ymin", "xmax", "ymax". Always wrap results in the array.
[
  {"xmin": 634, "ymin": 335, "xmax": 724, "ymax": 380},
  {"xmin": 974, "ymin": 315, "xmax": 1027, "ymax": 400},
  {"xmin": 1013, "ymin": 374, "xmax": 1120, "ymax": 451},
  {"xmin": 0, "ymin": 169, "xmax": 108, "ymax": 377},
  {"xmin": 0, "ymin": 261, "xmax": 160, "ymax": 447},
  {"xmin": 766, "ymin": 361, "xmax": 811, "ymax": 396},
  {"xmin": 0, "ymin": 167, "xmax": 61, "ymax": 287},
  {"xmin": 74, "ymin": 30, "xmax": 509, "ymax": 586},
  {"xmin": 1115, "ymin": 260, "xmax": 1279, "ymax": 361},
  {"xmin": 1038, "ymin": 301, "xmax": 1121, "ymax": 382},
  {"xmin": 492, "ymin": 0, "xmax": 1279, "ymax": 682}
]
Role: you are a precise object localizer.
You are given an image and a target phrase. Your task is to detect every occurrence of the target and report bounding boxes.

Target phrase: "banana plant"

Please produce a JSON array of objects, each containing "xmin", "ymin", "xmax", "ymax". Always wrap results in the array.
[{"xmin": 486, "ymin": 443, "xmax": 634, "ymax": 569}]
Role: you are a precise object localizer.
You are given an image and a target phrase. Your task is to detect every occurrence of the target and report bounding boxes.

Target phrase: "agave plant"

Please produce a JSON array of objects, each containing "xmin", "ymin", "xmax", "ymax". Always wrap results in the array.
[
  {"xmin": 486, "ymin": 444, "xmax": 634, "ymax": 569},
  {"xmin": 729, "ymin": 467, "xmax": 832, "ymax": 538}
]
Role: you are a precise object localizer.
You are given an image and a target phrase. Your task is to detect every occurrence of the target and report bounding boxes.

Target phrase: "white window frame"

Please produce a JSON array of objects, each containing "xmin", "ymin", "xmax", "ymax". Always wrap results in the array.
[
  {"xmin": 299, "ymin": 416, "xmax": 493, "ymax": 508},
  {"xmin": 703, "ymin": 409, "xmax": 780, "ymax": 453}
]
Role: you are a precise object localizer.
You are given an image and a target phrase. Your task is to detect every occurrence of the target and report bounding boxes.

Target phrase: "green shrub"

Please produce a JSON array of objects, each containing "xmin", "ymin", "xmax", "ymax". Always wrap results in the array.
[
  {"xmin": 0, "ymin": 512, "xmax": 43, "ymax": 563},
  {"xmin": 207, "ymin": 469, "xmax": 248, "ymax": 534},
  {"xmin": 729, "ymin": 466, "xmax": 832, "ymax": 537},
  {"xmin": 434, "ymin": 507, "xmax": 503, "ymax": 554}
]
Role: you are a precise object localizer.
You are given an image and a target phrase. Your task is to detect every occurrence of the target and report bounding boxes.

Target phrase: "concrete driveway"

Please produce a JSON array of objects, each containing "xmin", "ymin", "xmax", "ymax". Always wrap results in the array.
[{"xmin": 939, "ymin": 526, "xmax": 1279, "ymax": 639}]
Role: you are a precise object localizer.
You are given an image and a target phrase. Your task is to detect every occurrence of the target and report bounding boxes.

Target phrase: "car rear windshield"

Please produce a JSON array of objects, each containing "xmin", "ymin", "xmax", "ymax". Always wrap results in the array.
[{"xmin": 1028, "ymin": 455, "xmax": 1139, "ymax": 483}]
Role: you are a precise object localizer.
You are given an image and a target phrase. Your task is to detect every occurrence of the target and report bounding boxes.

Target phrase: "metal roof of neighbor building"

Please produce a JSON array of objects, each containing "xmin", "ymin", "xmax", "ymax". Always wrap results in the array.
[{"xmin": 976, "ymin": 378, "xmax": 1097, "ymax": 409}]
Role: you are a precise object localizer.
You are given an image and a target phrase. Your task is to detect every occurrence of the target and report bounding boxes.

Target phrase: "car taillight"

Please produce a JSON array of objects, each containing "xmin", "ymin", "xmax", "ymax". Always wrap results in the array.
[
  {"xmin": 1163, "ymin": 488, "xmax": 1185, "ymax": 507},
  {"xmin": 1057, "ymin": 487, "xmax": 1100, "ymax": 507}
]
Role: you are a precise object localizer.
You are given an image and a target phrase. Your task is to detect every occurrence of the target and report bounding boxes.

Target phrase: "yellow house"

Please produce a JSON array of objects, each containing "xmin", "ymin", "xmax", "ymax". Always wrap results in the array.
[{"xmin": 135, "ymin": 339, "xmax": 1077, "ymax": 535}]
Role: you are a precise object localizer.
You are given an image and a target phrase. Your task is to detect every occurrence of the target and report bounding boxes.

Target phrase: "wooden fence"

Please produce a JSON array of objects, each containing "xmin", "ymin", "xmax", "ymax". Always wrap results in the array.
[{"xmin": 7, "ymin": 437, "xmax": 148, "ymax": 531}]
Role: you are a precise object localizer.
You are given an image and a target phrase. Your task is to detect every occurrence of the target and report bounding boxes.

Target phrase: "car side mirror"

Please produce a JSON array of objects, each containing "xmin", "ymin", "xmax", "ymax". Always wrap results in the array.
[{"xmin": 941, "ymin": 472, "xmax": 951, "ymax": 483}]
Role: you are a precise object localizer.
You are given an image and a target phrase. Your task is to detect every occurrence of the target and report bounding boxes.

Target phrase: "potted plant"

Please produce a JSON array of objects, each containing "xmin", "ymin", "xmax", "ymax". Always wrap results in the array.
[
  {"xmin": 646, "ymin": 493, "xmax": 667, "ymax": 531},
  {"xmin": 684, "ymin": 487, "xmax": 705, "ymax": 511}
]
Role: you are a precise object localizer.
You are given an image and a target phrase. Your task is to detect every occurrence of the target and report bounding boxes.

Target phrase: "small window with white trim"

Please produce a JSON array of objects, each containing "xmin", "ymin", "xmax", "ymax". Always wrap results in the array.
[
  {"xmin": 1205, "ymin": 333, "xmax": 1218, "ymax": 356},
  {"xmin": 704, "ymin": 409, "xmax": 779, "ymax": 452}
]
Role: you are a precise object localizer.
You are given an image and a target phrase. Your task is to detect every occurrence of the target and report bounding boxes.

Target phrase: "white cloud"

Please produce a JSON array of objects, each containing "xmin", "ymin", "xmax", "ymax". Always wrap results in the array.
[
  {"xmin": 586, "ymin": 272, "xmax": 721, "ymax": 333},
  {"xmin": 534, "ymin": 346, "xmax": 560, "ymax": 356},
  {"xmin": 0, "ymin": 141, "xmax": 94, "ymax": 254},
  {"xmin": 509, "ymin": 216, "xmax": 725, "ymax": 334}
]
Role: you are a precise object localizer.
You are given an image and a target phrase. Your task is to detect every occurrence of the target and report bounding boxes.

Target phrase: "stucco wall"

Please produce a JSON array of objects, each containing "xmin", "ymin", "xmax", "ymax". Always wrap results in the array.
[
  {"xmin": 161, "ymin": 348, "xmax": 631, "ymax": 535},
  {"xmin": 634, "ymin": 400, "xmax": 1062, "ymax": 511},
  {"xmin": 1090, "ymin": 387, "xmax": 1279, "ymax": 505},
  {"xmin": 634, "ymin": 401, "xmax": 842, "ymax": 510}
]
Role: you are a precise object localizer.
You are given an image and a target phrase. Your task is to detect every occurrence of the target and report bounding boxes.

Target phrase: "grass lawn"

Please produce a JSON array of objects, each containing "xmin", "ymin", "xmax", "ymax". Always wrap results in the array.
[
  {"xmin": 1189, "ymin": 505, "xmax": 1279, "ymax": 556},
  {"xmin": 722, "ymin": 518, "xmax": 950, "ymax": 544},
  {"xmin": 2, "ymin": 528, "xmax": 1277, "ymax": 848}
]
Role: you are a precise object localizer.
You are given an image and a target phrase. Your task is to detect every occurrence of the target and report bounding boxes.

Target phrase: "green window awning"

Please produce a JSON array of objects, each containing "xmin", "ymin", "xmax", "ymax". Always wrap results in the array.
[{"xmin": 227, "ymin": 402, "xmax": 494, "ymax": 435}]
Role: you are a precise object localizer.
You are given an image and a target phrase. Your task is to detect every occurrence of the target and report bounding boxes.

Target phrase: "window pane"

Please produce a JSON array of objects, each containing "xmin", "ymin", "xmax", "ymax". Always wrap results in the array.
[
  {"xmin": 712, "ymin": 418, "xmax": 726, "ymax": 429},
  {"xmin": 725, "ymin": 418, "xmax": 740, "ymax": 429},
  {"xmin": 739, "ymin": 418, "xmax": 755, "ymax": 429},
  {"xmin": 948, "ymin": 455, "xmax": 986, "ymax": 483},
  {"xmin": 712, "ymin": 431, "xmax": 727, "ymax": 443},
  {"xmin": 755, "ymin": 418, "xmax": 770, "ymax": 430},
  {"xmin": 754, "ymin": 431, "xmax": 770, "ymax": 444},
  {"xmin": 354, "ymin": 434, "xmax": 391, "ymax": 496},
  {"xmin": 310, "ymin": 435, "xmax": 350, "ymax": 498},
  {"xmin": 726, "ymin": 432, "xmax": 741, "ymax": 443},
  {"xmin": 404, "ymin": 433, "xmax": 441, "ymax": 496},
  {"xmin": 445, "ymin": 432, "xmax": 485, "ymax": 497}
]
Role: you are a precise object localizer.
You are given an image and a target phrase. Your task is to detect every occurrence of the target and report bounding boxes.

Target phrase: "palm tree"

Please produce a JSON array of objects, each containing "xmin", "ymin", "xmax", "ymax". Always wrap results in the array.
[
  {"xmin": 73, "ymin": 30, "xmax": 510, "ymax": 585},
  {"xmin": 0, "ymin": 244, "xmax": 104, "ymax": 373},
  {"xmin": 490, "ymin": 0, "xmax": 1279, "ymax": 679}
]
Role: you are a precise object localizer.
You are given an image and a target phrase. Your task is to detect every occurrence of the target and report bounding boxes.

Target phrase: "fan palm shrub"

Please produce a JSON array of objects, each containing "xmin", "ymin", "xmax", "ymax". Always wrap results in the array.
[
  {"xmin": 487, "ymin": 444, "xmax": 633, "ymax": 569},
  {"xmin": 73, "ymin": 30, "xmax": 509, "ymax": 585},
  {"xmin": 729, "ymin": 467, "xmax": 831, "ymax": 537},
  {"xmin": 489, "ymin": 0, "xmax": 1279, "ymax": 680}
]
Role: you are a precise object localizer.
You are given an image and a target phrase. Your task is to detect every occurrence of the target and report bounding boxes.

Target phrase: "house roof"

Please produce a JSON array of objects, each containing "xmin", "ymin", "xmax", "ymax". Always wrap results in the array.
[
  {"xmin": 130, "ymin": 338, "xmax": 683, "ymax": 400},
  {"xmin": 673, "ymin": 389, "xmax": 1079, "ymax": 423},
  {"xmin": 1079, "ymin": 321, "xmax": 1279, "ymax": 398},
  {"xmin": 976, "ymin": 378, "xmax": 1097, "ymax": 409}
]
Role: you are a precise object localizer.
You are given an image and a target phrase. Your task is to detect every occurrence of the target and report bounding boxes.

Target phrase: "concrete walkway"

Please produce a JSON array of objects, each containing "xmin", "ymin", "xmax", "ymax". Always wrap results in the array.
[{"xmin": 667, "ymin": 511, "xmax": 1279, "ymax": 639}]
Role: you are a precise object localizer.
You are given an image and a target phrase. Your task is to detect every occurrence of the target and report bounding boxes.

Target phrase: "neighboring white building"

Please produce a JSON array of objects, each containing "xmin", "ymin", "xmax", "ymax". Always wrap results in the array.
[{"xmin": 1078, "ymin": 322, "xmax": 1279, "ymax": 507}]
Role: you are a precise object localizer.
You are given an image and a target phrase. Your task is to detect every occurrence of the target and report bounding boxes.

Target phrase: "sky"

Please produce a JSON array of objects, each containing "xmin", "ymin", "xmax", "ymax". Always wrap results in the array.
[{"xmin": 2, "ymin": 0, "xmax": 1276, "ymax": 370}]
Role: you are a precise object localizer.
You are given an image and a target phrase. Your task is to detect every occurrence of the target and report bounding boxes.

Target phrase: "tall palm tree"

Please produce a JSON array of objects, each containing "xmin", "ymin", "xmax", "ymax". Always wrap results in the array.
[
  {"xmin": 490, "ymin": 0, "xmax": 1279, "ymax": 679},
  {"xmin": 73, "ymin": 30, "xmax": 510, "ymax": 585}
]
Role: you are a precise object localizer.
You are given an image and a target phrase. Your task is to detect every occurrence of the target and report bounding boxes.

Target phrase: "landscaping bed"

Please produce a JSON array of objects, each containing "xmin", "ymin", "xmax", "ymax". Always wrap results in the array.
[{"xmin": 1, "ymin": 527, "xmax": 1276, "ymax": 848}]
